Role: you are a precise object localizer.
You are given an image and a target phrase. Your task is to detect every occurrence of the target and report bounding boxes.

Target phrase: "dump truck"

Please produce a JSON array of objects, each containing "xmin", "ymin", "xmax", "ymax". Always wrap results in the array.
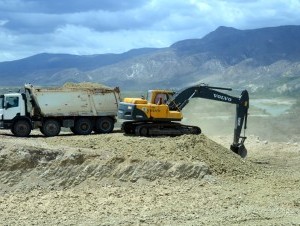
[{"xmin": 0, "ymin": 83, "xmax": 120, "ymax": 137}]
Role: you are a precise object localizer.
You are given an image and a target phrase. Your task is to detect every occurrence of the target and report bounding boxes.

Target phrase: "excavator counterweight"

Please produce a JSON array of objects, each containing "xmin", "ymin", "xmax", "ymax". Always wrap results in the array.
[{"xmin": 118, "ymin": 84, "xmax": 249, "ymax": 158}]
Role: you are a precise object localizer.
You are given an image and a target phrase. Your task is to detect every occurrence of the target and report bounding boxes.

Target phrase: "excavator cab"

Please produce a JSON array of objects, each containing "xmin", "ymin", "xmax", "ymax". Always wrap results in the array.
[
  {"xmin": 118, "ymin": 90, "xmax": 182, "ymax": 122},
  {"xmin": 146, "ymin": 90, "xmax": 174, "ymax": 105}
]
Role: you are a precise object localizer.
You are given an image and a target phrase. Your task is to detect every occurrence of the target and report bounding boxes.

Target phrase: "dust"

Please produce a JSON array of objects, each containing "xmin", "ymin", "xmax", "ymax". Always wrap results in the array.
[{"xmin": 182, "ymin": 97, "xmax": 300, "ymax": 142}]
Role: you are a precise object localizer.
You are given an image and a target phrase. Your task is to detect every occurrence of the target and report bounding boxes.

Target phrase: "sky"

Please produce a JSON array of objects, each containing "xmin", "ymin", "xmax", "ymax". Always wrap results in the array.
[{"xmin": 0, "ymin": 0, "xmax": 300, "ymax": 62}]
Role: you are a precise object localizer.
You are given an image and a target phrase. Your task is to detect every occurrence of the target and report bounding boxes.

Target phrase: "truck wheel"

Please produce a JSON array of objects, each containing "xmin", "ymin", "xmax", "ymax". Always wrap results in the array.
[
  {"xmin": 95, "ymin": 117, "xmax": 114, "ymax": 133},
  {"xmin": 74, "ymin": 118, "xmax": 93, "ymax": 135},
  {"xmin": 42, "ymin": 119, "xmax": 61, "ymax": 137},
  {"xmin": 12, "ymin": 120, "xmax": 31, "ymax": 137}
]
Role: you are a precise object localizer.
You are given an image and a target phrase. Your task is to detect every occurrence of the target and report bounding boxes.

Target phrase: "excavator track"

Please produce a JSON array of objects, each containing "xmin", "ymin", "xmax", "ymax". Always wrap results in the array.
[{"xmin": 122, "ymin": 121, "xmax": 201, "ymax": 136}]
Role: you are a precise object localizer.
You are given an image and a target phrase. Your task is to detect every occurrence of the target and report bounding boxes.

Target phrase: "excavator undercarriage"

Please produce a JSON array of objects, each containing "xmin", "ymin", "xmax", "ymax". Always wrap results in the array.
[{"xmin": 122, "ymin": 121, "xmax": 201, "ymax": 136}]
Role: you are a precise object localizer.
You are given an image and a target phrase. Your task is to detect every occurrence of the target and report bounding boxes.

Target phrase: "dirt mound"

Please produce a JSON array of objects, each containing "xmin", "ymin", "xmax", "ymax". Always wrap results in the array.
[
  {"xmin": 62, "ymin": 82, "xmax": 114, "ymax": 90},
  {"xmin": 0, "ymin": 133, "xmax": 256, "ymax": 192},
  {"xmin": 2, "ymin": 131, "xmax": 299, "ymax": 225},
  {"xmin": 45, "ymin": 133, "xmax": 255, "ymax": 176}
]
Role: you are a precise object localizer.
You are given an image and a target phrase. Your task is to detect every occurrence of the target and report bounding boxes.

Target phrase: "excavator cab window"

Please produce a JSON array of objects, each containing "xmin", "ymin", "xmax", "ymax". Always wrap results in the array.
[
  {"xmin": 147, "ymin": 90, "xmax": 174, "ymax": 105},
  {"xmin": 154, "ymin": 93, "xmax": 168, "ymax": 105},
  {"xmin": 146, "ymin": 90, "xmax": 153, "ymax": 103}
]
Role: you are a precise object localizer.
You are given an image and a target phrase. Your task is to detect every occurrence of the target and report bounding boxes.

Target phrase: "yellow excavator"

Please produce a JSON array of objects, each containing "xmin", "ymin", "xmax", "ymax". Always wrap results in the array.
[{"xmin": 118, "ymin": 84, "xmax": 249, "ymax": 158}]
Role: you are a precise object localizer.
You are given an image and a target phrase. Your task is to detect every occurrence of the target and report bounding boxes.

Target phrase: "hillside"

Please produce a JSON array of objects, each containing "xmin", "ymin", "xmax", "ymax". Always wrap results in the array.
[
  {"xmin": 0, "ymin": 48, "xmax": 158, "ymax": 86},
  {"xmin": 1, "ymin": 25, "xmax": 300, "ymax": 95}
]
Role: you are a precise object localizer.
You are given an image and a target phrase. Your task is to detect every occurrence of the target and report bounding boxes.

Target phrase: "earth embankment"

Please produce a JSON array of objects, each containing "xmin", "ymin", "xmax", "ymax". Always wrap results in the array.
[
  {"xmin": 0, "ymin": 130, "xmax": 299, "ymax": 225},
  {"xmin": 0, "ymin": 132, "xmax": 255, "ymax": 192}
]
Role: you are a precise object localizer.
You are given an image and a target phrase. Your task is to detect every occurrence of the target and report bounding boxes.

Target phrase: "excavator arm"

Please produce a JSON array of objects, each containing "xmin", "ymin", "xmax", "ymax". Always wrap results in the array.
[{"xmin": 168, "ymin": 84, "xmax": 249, "ymax": 157}]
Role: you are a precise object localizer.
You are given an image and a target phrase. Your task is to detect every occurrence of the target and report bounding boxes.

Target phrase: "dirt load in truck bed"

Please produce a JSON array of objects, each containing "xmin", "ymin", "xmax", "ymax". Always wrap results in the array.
[
  {"xmin": 62, "ymin": 82, "xmax": 115, "ymax": 90},
  {"xmin": 0, "ymin": 130, "xmax": 299, "ymax": 225}
]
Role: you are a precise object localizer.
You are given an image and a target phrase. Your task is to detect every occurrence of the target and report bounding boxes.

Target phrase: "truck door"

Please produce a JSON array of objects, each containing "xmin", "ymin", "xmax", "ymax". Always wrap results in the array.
[{"xmin": 3, "ymin": 95, "xmax": 21, "ymax": 120}]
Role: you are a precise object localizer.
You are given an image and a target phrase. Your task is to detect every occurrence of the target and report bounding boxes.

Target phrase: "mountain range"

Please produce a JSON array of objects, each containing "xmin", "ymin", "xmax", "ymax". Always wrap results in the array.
[{"xmin": 1, "ymin": 25, "xmax": 300, "ymax": 95}]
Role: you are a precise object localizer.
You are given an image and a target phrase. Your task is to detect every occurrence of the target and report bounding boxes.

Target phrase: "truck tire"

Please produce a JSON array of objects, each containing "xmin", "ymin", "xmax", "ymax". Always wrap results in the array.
[
  {"xmin": 95, "ymin": 117, "xmax": 114, "ymax": 133},
  {"xmin": 12, "ymin": 119, "xmax": 31, "ymax": 137},
  {"xmin": 42, "ymin": 119, "xmax": 61, "ymax": 137},
  {"xmin": 74, "ymin": 118, "xmax": 93, "ymax": 135}
]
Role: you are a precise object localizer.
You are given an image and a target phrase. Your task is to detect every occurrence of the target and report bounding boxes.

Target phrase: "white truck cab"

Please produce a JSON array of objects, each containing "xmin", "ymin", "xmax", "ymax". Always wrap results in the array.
[{"xmin": 0, "ymin": 93, "xmax": 27, "ymax": 127}]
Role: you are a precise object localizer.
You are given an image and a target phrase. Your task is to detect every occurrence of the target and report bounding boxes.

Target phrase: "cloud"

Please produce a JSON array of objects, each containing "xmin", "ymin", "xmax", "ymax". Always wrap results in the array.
[
  {"xmin": 0, "ymin": 0, "xmax": 300, "ymax": 61},
  {"xmin": 1, "ymin": 1, "xmax": 161, "ymax": 34},
  {"xmin": 0, "ymin": 19, "xmax": 8, "ymax": 26},
  {"xmin": 0, "ymin": 0, "xmax": 148, "ymax": 13}
]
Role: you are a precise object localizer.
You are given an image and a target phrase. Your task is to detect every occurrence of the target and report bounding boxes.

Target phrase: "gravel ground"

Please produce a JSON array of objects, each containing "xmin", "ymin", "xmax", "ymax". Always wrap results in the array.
[{"xmin": 0, "ymin": 130, "xmax": 299, "ymax": 225}]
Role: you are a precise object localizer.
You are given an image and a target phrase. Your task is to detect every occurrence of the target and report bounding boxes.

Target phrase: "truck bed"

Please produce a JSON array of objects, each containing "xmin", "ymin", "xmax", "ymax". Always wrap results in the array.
[{"xmin": 25, "ymin": 84, "xmax": 120, "ymax": 117}]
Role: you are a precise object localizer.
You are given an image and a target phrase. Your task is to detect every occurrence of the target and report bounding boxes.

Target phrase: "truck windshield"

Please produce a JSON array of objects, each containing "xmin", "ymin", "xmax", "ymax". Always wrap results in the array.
[{"xmin": 5, "ymin": 96, "xmax": 19, "ymax": 108}]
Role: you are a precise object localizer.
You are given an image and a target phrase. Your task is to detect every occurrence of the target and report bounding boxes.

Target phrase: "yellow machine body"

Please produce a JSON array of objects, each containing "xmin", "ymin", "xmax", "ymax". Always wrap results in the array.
[{"xmin": 121, "ymin": 90, "xmax": 182, "ymax": 121}]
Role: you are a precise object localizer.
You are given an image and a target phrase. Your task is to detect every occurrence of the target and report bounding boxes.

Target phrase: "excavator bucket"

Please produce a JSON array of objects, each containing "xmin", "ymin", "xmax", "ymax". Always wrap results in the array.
[{"xmin": 230, "ymin": 144, "xmax": 247, "ymax": 158}]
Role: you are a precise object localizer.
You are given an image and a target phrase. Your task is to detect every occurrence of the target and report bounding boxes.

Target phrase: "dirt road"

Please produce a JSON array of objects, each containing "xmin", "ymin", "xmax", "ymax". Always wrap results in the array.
[{"xmin": 0, "ymin": 130, "xmax": 299, "ymax": 225}]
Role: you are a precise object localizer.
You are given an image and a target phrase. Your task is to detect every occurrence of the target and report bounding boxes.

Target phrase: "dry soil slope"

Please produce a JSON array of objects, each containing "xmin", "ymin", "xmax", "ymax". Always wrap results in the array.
[{"xmin": 0, "ymin": 132, "xmax": 257, "ymax": 192}]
